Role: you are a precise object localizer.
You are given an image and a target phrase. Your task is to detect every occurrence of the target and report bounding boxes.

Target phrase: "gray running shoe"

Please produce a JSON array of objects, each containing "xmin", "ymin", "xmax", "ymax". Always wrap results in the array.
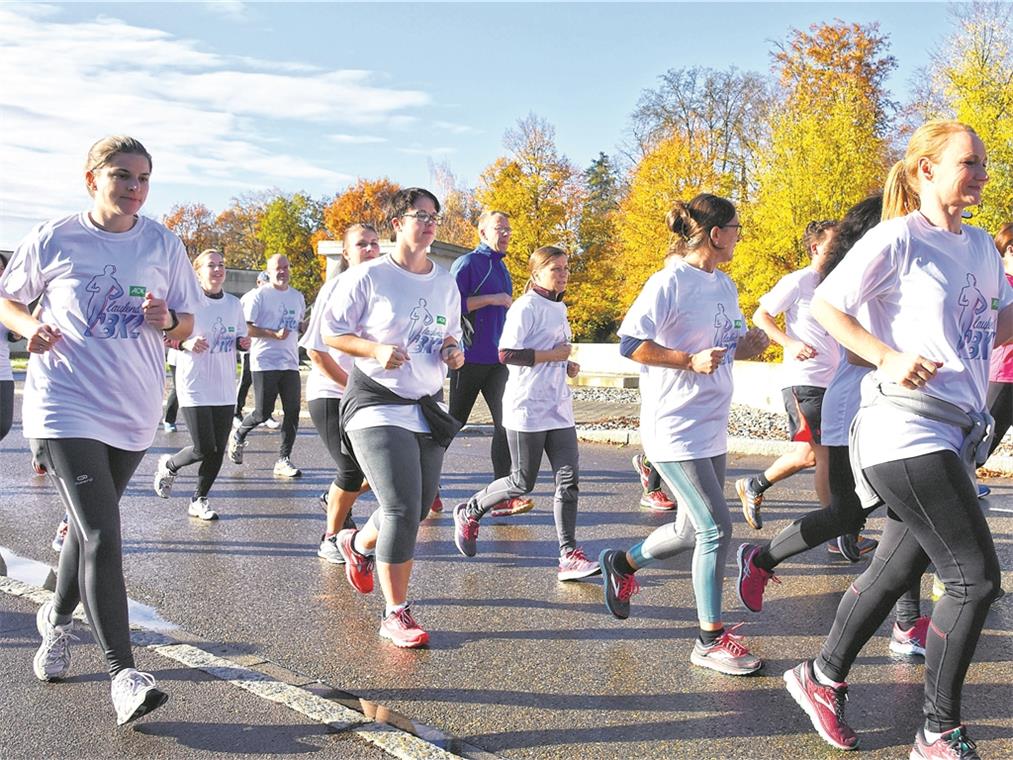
[
  {"xmin": 153, "ymin": 454, "xmax": 176, "ymax": 498},
  {"xmin": 317, "ymin": 534, "xmax": 344, "ymax": 564},
  {"xmin": 187, "ymin": 497, "xmax": 218, "ymax": 520},
  {"xmin": 273, "ymin": 457, "xmax": 302, "ymax": 478},
  {"xmin": 735, "ymin": 477, "xmax": 764, "ymax": 530},
  {"xmin": 33, "ymin": 601, "xmax": 77, "ymax": 681},
  {"xmin": 110, "ymin": 668, "xmax": 168, "ymax": 725},
  {"xmin": 227, "ymin": 432, "xmax": 246, "ymax": 465},
  {"xmin": 690, "ymin": 624, "xmax": 762, "ymax": 675}
]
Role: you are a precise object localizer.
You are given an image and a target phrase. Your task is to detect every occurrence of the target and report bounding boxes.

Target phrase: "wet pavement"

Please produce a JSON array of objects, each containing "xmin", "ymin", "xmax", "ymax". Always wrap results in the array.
[{"xmin": 1, "ymin": 386, "xmax": 1011, "ymax": 759}]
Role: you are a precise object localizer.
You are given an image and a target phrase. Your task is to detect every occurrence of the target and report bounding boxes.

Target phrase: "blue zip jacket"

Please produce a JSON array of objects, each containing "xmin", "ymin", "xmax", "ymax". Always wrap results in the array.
[{"xmin": 449, "ymin": 243, "xmax": 513, "ymax": 364}]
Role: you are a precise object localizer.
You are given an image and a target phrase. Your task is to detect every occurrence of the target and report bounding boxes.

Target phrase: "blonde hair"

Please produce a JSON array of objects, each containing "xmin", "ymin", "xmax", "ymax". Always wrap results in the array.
[
  {"xmin": 334, "ymin": 223, "xmax": 379, "ymax": 273},
  {"xmin": 882, "ymin": 120, "xmax": 978, "ymax": 221},
  {"xmin": 995, "ymin": 222, "xmax": 1013, "ymax": 255},
  {"xmin": 524, "ymin": 245, "xmax": 567, "ymax": 293},
  {"xmin": 193, "ymin": 248, "xmax": 223, "ymax": 272},
  {"xmin": 84, "ymin": 136, "xmax": 152, "ymax": 197}
]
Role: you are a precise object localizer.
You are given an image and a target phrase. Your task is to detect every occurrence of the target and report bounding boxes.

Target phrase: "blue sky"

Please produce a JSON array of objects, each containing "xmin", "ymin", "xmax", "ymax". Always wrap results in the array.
[{"xmin": 0, "ymin": 2, "xmax": 956, "ymax": 248}]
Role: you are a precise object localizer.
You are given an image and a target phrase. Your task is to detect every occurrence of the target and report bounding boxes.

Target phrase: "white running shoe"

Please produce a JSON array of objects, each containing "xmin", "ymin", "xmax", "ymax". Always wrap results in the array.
[
  {"xmin": 153, "ymin": 454, "xmax": 176, "ymax": 498},
  {"xmin": 227, "ymin": 432, "xmax": 246, "ymax": 465},
  {"xmin": 265, "ymin": 416, "xmax": 281, "ymax": 430},
  {"xmin": 33, "ymin": 601, "xmax": 77, "ymax": 681},
  {"xmin": 110, "ymin": 668, "xmax": 168, "ymax": 725},
  {"xmin": 187, "ymin": 497, "xmax": 218, "ymax": 521},
  {"xmin": 273, "ymin": 457, "xmax": 302, "ymax": 478},
  {"xmin": 317, "ymin": 534, "xmax": 344, "ymax": 564}
]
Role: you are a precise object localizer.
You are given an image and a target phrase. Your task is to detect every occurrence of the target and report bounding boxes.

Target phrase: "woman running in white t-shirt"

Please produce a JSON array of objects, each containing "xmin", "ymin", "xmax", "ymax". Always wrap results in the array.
[
  {"xmin": 300, "ymin": 223, "xmax": 378, "ymax": 562},
  {"xmin": 0, "ymin": 136, "xmax": 202, "ymax": 725},
  {"xmin": 0, "ymin": 254, "xmax": 14, "ymax": 443},
  {"xmin": 152, "ymin": 249, "xmax": 250, "ymax": 519},
  {"xmin": 452, "ymin": 246, "xmax": 600, "ymax": 580},
  {"xmin": 323, "ymin": 188, "xmax": 464, "ymax": 648},
  {"xmin": 785, "ymin": 121, "xmax": 1010, "ymax": 759},
  {"xmin": 599, "ymin": 193, "xmax": 770, "ymax": 676}
]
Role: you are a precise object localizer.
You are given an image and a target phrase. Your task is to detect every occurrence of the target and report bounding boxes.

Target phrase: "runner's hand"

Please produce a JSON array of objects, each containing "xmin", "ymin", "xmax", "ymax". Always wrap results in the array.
[
  {"xmin": 142, "ymin": 292, "xmax": 170, "ymax": 329},
  {"xmin": 375, "ymin": 344, "xmax": 410, "ymax": 370},
  {"xmin": 690, "ymin": 347, "xmax": 727, "ymax": 374},
  {"xmin": 27, "ymin": 323, "xmax": 62, "ymax": 353},
  {"xmin": 186, "ymin": 336, "xmax": 209, "ymax": 354},
  {"xmin": 881, "ymin": 350, "xmax": 942, "ymax": 390}
]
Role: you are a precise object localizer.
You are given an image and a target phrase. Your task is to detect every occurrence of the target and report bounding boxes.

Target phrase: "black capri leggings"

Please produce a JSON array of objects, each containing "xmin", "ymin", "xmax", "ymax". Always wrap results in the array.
[
  {"xmin": 986, "ymin": 380, "xmax": 1011, "ymax": 458},
  {"xmin": 308, "ymin": 397, "xmax": 364, "ymax": 492},
  {"xmin": 817, "ymin": 450, "xmax": 1001, "ymax": 733},
  {"xmin": 169, "ymin": 405, "xmax": 234, "ymax": 498},
  {"xmin": 40, "ymin": 438, "xmax": 145, "ymax": 677}
]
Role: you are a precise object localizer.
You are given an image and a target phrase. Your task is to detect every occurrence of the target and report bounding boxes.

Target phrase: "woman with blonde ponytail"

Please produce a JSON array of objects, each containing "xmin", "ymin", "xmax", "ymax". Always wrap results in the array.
[
  {"xmin": 785, "ymin": 121, "xmax": 1011, "ymax": 759},
  {"xmin": 452, "ymin": 246, "xmax": 601, "ymax": 581}
]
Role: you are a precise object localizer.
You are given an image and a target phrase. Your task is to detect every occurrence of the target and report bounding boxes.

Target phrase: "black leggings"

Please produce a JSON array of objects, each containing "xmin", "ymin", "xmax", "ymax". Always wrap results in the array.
[
  {"xmin": 237, "ymin": 369, "xmax": 300, "ymax": 458},
  {"xmin": 0, "ymin": 379, "xmax": 12, "ymax": 441},
  {"xmin": 756, "ymin": 445, "xmax": 921, "ymax": 624},
  {"xmin": 986, "ymin": 381, "xmax": 1011, "ymax": 458},
  {"xmin": 163, "ymin": 364, "xmax": 178, "ymax": 425},
  {"xmin": 449, "ymin": 362, "xmax": 510, "ymax": 479},
  {"xmin": 235, "ymin": 353, "xmax": 252, "ymax": 418},
  {"xmin": 817, "ymin": 450, "xmax": 1000, "ymax": 732},
  {"xmin": 168, "ymin": 405, "xmax": 234, "ymax": 498},
  {"xmin": 41, "ymin": 438, "xmax": 145, "ymax": 677},
  {"xmin": 308, "ymin": 397, "xmax": 364, "ymax": 492}
]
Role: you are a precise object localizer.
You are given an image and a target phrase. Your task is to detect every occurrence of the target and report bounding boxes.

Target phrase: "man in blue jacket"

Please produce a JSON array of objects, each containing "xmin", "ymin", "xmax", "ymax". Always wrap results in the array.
[{"xmin": 449, "ymin": 210, "xmax": 533, "ymax": 516}]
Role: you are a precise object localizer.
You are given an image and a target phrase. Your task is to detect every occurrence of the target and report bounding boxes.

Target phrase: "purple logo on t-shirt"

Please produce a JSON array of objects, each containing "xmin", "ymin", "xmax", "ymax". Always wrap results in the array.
[
  {"xmin": 83, "ymin": 264, "xmax": 144, "ymax": 340},
  {"xmin": 407, "ymin": 298, "xmax": 444, "ymax": 354},
  {"xmin": 713, "ymin": 304, "xmax": 739, "ymax": 364},
  {"xmin": 955, "ymin": 272, "xmax": 996, "ymax": 360}
]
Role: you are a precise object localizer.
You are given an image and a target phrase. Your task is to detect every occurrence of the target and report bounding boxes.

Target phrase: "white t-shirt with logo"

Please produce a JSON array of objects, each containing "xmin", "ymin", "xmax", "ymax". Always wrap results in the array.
[
  {"xmin": 323, "ymin": 255, "xmax": 462, "ymax": 433},
  {"xmin": 0, "ymin": 213, "xmax": 203, "ymax": 450},
  {"xmin": 619, "ymin": 257, "xmax": 744, "ymax": 462},
  {"xmin": 816, "ymin": 212, "xmax": 1013, "ymax": 466},
  {"xmin": 176, "ymin": 292, "xmax": 247, "ymax": 407},
  {"xmin": 759, "ymin": 265, "xmax": 840, "ymax": 388},
  {"xmin": 500, "ymin": 292, "xmax": 575, "ymax": 432},
  {"xmin": 299, "ymin": 275, "xmax": 354, "ymax": 401},
  {"xmin": 245, "ymin": 285, "xmax": 305, "ymax": 371}
]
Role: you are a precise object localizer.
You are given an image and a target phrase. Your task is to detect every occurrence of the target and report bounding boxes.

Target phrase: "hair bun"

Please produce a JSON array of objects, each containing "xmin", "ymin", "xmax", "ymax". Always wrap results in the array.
[{"xmin": 666, "ymin": 202, "xmax": 693, "ymax": 238}]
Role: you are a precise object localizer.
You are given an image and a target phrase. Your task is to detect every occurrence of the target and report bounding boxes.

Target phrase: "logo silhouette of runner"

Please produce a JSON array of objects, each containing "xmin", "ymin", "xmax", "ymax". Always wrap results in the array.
[{"xmin": 85, "ymin": 264, "xmax": 124, "ymax": 332}]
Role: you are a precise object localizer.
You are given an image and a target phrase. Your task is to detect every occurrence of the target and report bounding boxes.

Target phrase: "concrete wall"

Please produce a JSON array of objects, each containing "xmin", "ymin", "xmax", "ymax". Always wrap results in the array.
[{"xmin": 571, "ymin": 343, "xmax": 786, "ymax": 412}]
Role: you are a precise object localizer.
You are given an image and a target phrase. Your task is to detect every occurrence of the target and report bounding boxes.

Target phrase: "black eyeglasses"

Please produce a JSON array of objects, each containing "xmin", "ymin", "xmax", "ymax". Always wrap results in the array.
[
  {"xmin": 721, "ymin": 223, "xmax": 744, "ymax": 240},
  {"xmin": 402, "ymin": 211, "xmax": 442, "ymax": 225}
]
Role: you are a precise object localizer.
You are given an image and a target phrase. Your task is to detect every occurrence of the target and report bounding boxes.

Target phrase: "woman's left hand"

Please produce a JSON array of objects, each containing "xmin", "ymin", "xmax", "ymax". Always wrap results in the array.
[
  {"xmin": 442, "ymin": 345, "xmax": 464, "ymax": 370},
  {"xmin": 737, "ymin": 327, "xmax": 770, "ymax": 359}
]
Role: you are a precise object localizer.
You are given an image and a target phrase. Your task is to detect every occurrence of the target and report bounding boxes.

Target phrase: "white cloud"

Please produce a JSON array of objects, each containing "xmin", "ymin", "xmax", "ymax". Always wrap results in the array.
[
  {"xmin": 396, "ymin": 146, "xmax": 457, "ymax": 157},
  {"xmin": 0, "ymin": 4, "xmax": 430, "ymax": 243},
  {"xmin": 433, "ymin": 120, "xmax": 480, "ymax": 135},
  {"xmin": 328, "ymin": 134, "xmax": 389, "ymax": 145},
  {"xmin": 203, "ymin": 0, "xmax": 248, "ymax": 22}
]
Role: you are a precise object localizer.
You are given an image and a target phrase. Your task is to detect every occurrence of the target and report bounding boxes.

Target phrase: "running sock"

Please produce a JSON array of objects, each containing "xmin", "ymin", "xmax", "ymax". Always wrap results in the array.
[
  {"xmin": 699, "ymin": 627, "xmax": 724, "ymax": 646},
  {"xmin": 813, "ymin": 660, "xmax": 845, "ymax": 688},
  {"xmin": 385, "ymin": 602, "xmax": 407, "ymax": 617},
  {"xmin": 324, "ymin": 532, "xmax": 337, "ymax": 540},
  {"xmin": 754, "ymin": 473, "xmax": 772, "ymax": 493},
  {"xmin": 613, "ymin": 551, "xmax": 637, "ymax": 575},
  {"xmin": 753, "ymin": 545, "xmax": 778, "ymax": 573},
  {"xmin": 49, "ymin": 609, "xmax": 73, "ymax": 627},
  {"xmin": 351, "ymin": 531, "xmax": 374, "ymax": 557},
  {"xmin": 923, "ymin": 727, "xmax": 944, "ymax": 744}
]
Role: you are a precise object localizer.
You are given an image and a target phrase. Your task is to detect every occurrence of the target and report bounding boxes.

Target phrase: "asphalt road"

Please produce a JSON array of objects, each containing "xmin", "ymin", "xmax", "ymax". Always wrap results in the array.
[{"xmin": 2, "ymin": 409, "xmax": 1011, "ymax": 759}]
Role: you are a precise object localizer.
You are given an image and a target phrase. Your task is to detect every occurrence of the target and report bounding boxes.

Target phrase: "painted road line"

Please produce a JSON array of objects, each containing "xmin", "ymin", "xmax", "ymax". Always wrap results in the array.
[{"xmin": 0, "ymin": 570, "xmax": 495, "ymax": 760}]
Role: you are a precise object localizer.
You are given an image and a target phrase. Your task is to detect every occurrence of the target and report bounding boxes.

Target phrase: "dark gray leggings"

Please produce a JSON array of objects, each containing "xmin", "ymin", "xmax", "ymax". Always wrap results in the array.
[
  {"xmin": 466, "ymin": 427, "xmax": 579, "ymax": 552},
  {"xmin": 41, "ymin": 438, "xmax": 145, "ymax": 677},
  {"xmin": 0, "ymin": 379, "xmax": 12, "ymax": 441},
  {"xmin": 817, "ymin": 450, "xmax": 1000, "ymax": 732},
  {"xmin": 237, "ymin": 369, "xmax": 301, "ymax": 458},
  {"xmin": 347, "ymin": 425, "xmax": 444, "ymax": 564},
  {"xmin": 169, "ymin": 404, "xmax": 234, "ymax": 498}
]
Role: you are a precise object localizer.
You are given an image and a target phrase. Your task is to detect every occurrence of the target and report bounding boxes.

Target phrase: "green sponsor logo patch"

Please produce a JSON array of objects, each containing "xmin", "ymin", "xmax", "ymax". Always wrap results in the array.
[
  {"xmin": 129, "ymin": 286, "xmax": 146, "ymax": 297},
  {"xmin": 228, "ymin": 326, "xmax": 235, "ymax": 333},
  {"xmin": 992, "ymin": 298, "xmax": 1000, "ymax": 310},
  {"xmin": 436, "ymin": 315, "xmax": 446, "ymax": 325},
  {"xmin": 734, "ymin": 319, "xmax": 743, "ymax": 329}
]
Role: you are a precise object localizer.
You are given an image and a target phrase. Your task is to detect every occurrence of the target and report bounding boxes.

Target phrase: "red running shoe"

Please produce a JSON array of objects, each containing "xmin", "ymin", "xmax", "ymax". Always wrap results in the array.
[
  {"xmin": 783, "ymin": 660, "xmax": 859, "ymax": 751},
  {"xmin": 736, "ymin": 543, "xmax": 780, "ymax": 613},
  {"xmin": 911, "ymin": 726, "xmax": 979, "ymax": 759},
  {"xmin": 631, "ymin": 453, "xmax": 651, "ymax": 491},
  {"xmin": 429, "ymin": 490, "xmax": 443, "ymax": 513},
  {"xmin": 489, "ymin": 496, "xmax": 534, "ymax": 518},
  {"xmin": 639, "ymin": 489, "xmax": 676, "ymax": 511},
  {"xmin": 379, "ymin": 605, "xmax": 429, "ymax": 649},
  {"xmin": 890, "ymin": 616, "xmax": 930, "ymax": 657},
  {"xmin": 337, "ymin": 529, "xmax": 374, "ymax": 594}
]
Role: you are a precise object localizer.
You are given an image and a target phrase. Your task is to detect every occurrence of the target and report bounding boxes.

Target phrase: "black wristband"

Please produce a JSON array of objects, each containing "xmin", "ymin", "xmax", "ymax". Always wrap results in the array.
[{"xmin": 162, "ymin": 309, "xmax": 179, "ymax": 333}]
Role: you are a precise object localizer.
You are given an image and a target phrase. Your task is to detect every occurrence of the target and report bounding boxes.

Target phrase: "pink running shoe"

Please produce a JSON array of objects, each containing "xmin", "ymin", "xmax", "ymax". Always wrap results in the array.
[
  {"xmin": 889, "ymin": 616, "xmax": 930, "ymax": 657},
  {"xmin": 453, "ymin": 503, "xmax": 480, "ymax": 557},
  {"xmin": 429, "ymin": 490, "xmax": 443, "ymax": 514},
  {"xmin": 557, "ymin": 547, "xmax": 602, "ymax": 581},
  {"xmin": 911, "ymin": 725, "xmax": 980, "ymax": 759},
  {"xmin": 690, "ymin": 624, "xmax": 762, "ymax": 675},
  {"xmin": 631, "ymin": 453, "xmax": 651, "ymax": 491},
  {"xmin": 378, "ymin": 605, "xmax": 429, "ymax": 649},
  {"xmin": 489, "ymin": 496, "xmax": 534, "ymax": 518},
  {"xmin": 736, "ymin": 543, "xmax": 780, "ymax": 613},
  {"xmin": 639, "ymin": 489, "xmax": 676, "ymax": 511},
  {"xmin": 337, "ymin": 529, "xmax": 374, "ymax": 594},
  {"xmin": 783, "ymin": 660, "xmax": 859, "ymax": 751}
]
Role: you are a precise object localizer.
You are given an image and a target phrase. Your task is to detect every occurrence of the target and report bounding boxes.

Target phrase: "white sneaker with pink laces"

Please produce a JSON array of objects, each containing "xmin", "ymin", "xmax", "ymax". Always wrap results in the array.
[{"xmin": 557, "ymin": 547, "xmax": 602, "ymax": 581}]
